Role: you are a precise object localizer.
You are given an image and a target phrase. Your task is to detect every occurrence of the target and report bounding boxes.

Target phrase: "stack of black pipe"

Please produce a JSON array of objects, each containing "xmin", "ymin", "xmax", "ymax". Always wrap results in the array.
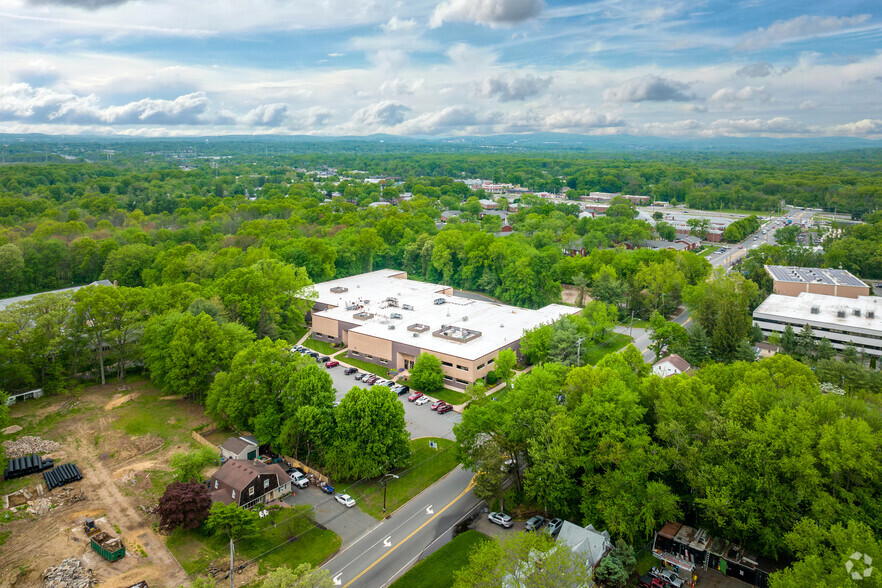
[
  {"xmin": 43, "ymin": 463, "xmax": 82, "ymax": 490},
  {"xmin": 3, "ymin": 454, "xmax": 54, "ymax": 480}
]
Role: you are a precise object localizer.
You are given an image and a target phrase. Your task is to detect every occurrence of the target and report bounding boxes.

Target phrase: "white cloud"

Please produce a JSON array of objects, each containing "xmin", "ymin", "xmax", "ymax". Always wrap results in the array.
[
  {"xmin": 476, "ymin": 73, "xmax": 551, "ymax": 102},
  {"xmin": 709, "ymin": 85, "xmax": 769, "ymax": 103},
  {"xmin": 738, "ymin": 14, "xmax": 872, "ymax": 50},
  {"xmin": 446, "ymin": 43, "xmax": 498, "ymax": 66},
  {"xmin": 379, "ymin": 78, "xmax": 424, "ymax": 96},
  {"xmin": 798, "ymin": 100, "xmax": 818, "ymax": 110},
  {"xmin": 544, "ymin": 109, "xmax": 624, "ymax": 130},
  {"xmin": 241, "ymin": 103, "xmax": 288, "ymax": 127},
  {"xmin": 827, "ymin": 119, "xmax": 882, "ymax": 136},
  {"xmin": 735, "ymin": 62, "xmax": 774, "ymax": 78},
  {"xmin": 353, "ymin": 100, "xmax": 412, "ymax": 126},
  {"xmin": 396, "ymin": 106, "xmax": 502, "ymax": 134},
  {"xmin": 710, "ymin": 116, "xmax": 806, "ymax": 135},
  {"xmin": 603, "ymin": 75, "xmax": 695, "ymax": 102},
  {"xmin": 381, "ymin": 16, "xmax": 418, "ymax": 32},
  {"xmin": 681, "ymin": 103, "xmax": 707, "ymax": 113},
  {"xmin": 430, "ymin": 0, "xmax": 544, "ymax": 28}
]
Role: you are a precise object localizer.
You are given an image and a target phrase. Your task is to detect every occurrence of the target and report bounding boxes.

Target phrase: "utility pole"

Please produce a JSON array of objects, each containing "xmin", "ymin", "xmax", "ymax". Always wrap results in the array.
[
  {"xmin": 230, "ymin": 537, "xmax": 235, "ymax": 588},
  {"xmin": 382, "ymin": 473, "xmax": 400, "ymax": 514},
  {"xmin": 629, "ymin": 310, "xmax": 635, "ymax": 339},
  {"xmin": 576, "ymin": 337, "xmax": 585, "ymax": 367}
]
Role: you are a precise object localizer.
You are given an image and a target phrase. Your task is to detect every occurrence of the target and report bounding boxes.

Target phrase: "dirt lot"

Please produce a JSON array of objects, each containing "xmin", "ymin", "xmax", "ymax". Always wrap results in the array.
[
  {"xmin": 560, "ymin": 284, "xmax": 591, "ymax": 307},
  {"xmin": 0, "ymin": 378, "xmax": 214, "ymax": 588}
]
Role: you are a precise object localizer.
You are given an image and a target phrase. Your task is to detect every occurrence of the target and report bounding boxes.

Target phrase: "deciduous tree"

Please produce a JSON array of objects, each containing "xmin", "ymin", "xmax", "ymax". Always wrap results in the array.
[{"xmin": 157, "ymin": 481, "xmax": 212, "ymax": 532}]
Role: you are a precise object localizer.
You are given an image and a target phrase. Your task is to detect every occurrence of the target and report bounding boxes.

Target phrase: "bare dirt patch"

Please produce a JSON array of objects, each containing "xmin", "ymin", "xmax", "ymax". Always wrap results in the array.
[
  {"xmin": 0, "ymin": 383, "xmax": 205, "ymax": 588},
  {"xmin": 159, "ymin": 395, "xmax": 184, "ymax": 401},
  {"xmin": 560, "ymin": 284, "xmax": 592, "ymax": 307},
  {"xmin": 1, "ymin": 425, "xmax": 21, "ymax": 436}
]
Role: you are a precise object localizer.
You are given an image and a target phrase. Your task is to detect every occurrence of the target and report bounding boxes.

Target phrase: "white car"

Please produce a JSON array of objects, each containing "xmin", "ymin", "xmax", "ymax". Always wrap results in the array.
[
  {"xmin": 488, "ymin": 512, "xmax": 513, "ymax": 528},
  {"xmin": 414, "ymin": 395, "xmax": 430, "ymax": 405},
  {"xmin": 335, "ymin": 493, "xmax": 356, "ymax": 508}
]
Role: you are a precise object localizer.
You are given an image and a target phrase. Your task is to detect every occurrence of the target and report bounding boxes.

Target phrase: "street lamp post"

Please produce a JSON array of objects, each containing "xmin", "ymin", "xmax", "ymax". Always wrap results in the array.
[{"xmin": 382, "ymin": 474, "xmax": 399, "ymax": 514}]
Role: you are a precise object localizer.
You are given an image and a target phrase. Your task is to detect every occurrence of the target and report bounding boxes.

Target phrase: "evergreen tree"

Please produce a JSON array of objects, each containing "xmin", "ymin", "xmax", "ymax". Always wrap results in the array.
[
  {"xmin": 780, "ymin": 324, "xmax": 797, "ymax": 355},
  {"xmin": 816, "ymin": 337, "xmax": 835, "ymax": 361},
  {"xmin": 797, "ymin": 324, "xmax": 816, "ymax": 361}
]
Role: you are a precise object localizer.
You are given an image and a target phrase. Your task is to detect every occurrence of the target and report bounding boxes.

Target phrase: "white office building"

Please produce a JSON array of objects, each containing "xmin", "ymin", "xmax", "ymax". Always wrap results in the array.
[{"xmin": 753, "ymin": 292, "xmax": 882, "ymax": 356}]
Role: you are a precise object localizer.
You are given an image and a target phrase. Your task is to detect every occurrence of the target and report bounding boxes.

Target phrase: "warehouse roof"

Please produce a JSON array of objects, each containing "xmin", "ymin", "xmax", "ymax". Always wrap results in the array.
[
  {"xmin": 765, "ymin": 265, "xmax": 867, "ymax": 288},
  {"xmin": 754, "ymin": 293, "xmax": 881, "ymax": 333},
  {"xmin": 309, "ymin": 270, "xmax": 579, "ymax": 360}
]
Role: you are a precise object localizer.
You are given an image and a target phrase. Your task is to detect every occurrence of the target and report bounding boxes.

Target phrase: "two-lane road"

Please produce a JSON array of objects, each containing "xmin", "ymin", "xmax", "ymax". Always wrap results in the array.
[{"xmin": 324, "ymin": 466, "xmax": 480, "ymax": 588}]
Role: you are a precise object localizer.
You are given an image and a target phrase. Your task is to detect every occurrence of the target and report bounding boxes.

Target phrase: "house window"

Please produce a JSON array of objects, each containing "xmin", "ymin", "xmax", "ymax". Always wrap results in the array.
[
  {"xmin": 264, "ymin": 479, "xmax": 269, "ymax": 489},
  {"xmin": 455, "ymin": 378, "xmax": 468, "ymax": 384},
  {"xmin": 380, "ymin": 358, "xmax": 389, "ymax": 364},
  {"xmin": 487, "ymin": 359, "xmax": 494, "ymax": 364},
  {"xmin": 477, "ymin": 363, "xmax": 485, "ymax": 370},
  {"xmin": 232, "ymin": 490, "xmax": 236, "ymax": 499},
  {"xmin": 365, "ymin": 354, "xmax": 373, "ymax": 360},
  {"xmin": 351, "ymin": 351, "xmax": 360, "ymax": 356},
  {"xmin": 441, "ymin": 361, "xmax": 453, "ymax": 367},
  {"xmin": 249, "ymin": 486, "xmax": 255, "ymax": 496}
]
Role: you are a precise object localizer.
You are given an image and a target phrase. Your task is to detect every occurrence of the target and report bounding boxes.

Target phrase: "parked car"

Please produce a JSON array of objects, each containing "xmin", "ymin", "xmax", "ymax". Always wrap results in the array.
[
  {"xmin": 525, "ymin": 515, "xmax": 545, "ymax": 532},
  {"xmin": 335, "ymin": 493, "xmax": 356, "ymax": 508},
  {"xmin": 545, "ymin": 517, "xmax": 563, "ymax": 536},
  {"xmin": 414, "ymin": 396, "xmax": 430, "ymax": 405},
  {"xmin": 408, "ymin": 391, "xmax": 424, "ymax": 402},
  {"xmin": 308, "ymin": 352, "xmax": 319, "ymax": 359},
  {"xmin": 437, "ymin": 404, "xmax": 453, "ymax": 414},
  {"xmin": 319, "ymin": 355, "xmax": 331, "ymax": 363},
  {"xmin": 431, "ymin": 400, "xmax": 447, "ymax": 411},
  {"xmin": 319, "ymin": 481, "xmax": 334, "ymax": 494},
  {"xmin": 396, "ymin": 385, "xmax": 410, "ymax": 395},
  {"xmin": 290, "ymin": 471, "xmax": 309, "ymax": 489},
  {"xmin": 382, "ymin": 381, "xmax": 396, "ymax": 387},
  {"xmin": 325, "ymin": 360, "xmax": 339, "ymax": 368},
  {"xmin": 638, "ymin": 575, "xmax": 667, "ymax": 588},
  {"xmin": 344, "ymin": 367, "xmax": 357, "ymax": 375},
  {"xmin": 366, "ymin": 376, "xmax": 379, "ymax": 385},
  {"xmin": 354, "ymin": 373, "xmax": 366, "ymax": 381},
  {"xmin": 488, "ymin": 512, "xmax": 513, "ymax": 528},
  {"xmin": 650, "ymin": 568, "xmax": 684, "ymax": 588}
]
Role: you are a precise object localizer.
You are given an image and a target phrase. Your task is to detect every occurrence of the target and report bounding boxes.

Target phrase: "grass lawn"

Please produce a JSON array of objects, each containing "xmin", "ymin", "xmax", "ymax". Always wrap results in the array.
[
  {"xmin": 302, "ymin": 337, "xmax": 343, "ymax": 356},
  {"xmin": 341, "ymin": 356, "xmax": 390, "ymax": 377},
  {"xmin": 166, "ymin": 505, "xmax": 340, "ymax": 576},
  {"xmin": 635, "ymin": 549, "xmax": 658, "ymax": 575},
  {"xmin": 582, "ymin": 333, "xmax": 632, "ymax": 366},
  {"xmin": 390, "ymin": 530, "xmax": 489, "ymax": 588},
  {"xmin": 345, "ymin": 438, "xmax": 460, "ymax": 519},
  {"xmin": 698, "ymin": 245, "xmax": 720, "ymax": 257},
  {"xmin": 112, "ymin": 391, "xmax": 205, "ymax": 445},
  {"xmin": 398, "ymin": 378, "xmax": 470, "ymax": 406},
  {"xmin": 623, "ymin": 318, "xmax": 651, "ymax": 330}
]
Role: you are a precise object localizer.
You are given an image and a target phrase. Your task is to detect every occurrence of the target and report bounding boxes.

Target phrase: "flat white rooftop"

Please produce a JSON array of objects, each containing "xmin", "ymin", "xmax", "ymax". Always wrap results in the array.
[
  {"xmin": 754, "ymin": 292, "xmax": 881, "ymax": 334},
  {"xmin": 309, "ymin": 269, "xmax": 578, "ymax": 360},
  {"xmin": 765, "ymin": 265, "xmax": 867, "ymax": 288}
]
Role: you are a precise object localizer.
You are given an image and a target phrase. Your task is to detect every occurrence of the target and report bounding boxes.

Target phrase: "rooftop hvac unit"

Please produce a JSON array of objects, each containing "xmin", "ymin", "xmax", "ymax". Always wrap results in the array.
[
  {"xmin": 388, "ymin": 325, "xmax": 395, "ymax": 330},
  {"xmin": 413, "ymin": 332, "xmax": 419, "ymax": 338},
  {"xmin": 463, "ymin": 316, "xmax": 468, "ymax": 321}
]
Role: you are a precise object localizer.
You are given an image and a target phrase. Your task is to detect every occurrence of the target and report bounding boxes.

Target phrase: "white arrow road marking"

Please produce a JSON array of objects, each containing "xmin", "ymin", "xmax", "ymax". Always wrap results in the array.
[
  {"xmin": 383, "ymin": 536, "xmax": 391, "ymax": 547},
  {"xmin": 334, "ymin": 573, "xmax": 342, "ymax": 586},
  {"xmin": 426, "ymin": 505, "xmax": 434, "ymax": 514}
]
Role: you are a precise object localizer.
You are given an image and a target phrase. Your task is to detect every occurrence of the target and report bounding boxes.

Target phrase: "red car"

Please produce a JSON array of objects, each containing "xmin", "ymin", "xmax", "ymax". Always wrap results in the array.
[
  {"xmin": 325, "ymin": 360, "xmax": 339, "ymax": 368},
  {"xmin": 431, "ymin": 400, "xmax": 447, "ymax": 411},
  {"xmin": 407, "ymin": 391, "xmax": 424, "ymax": 402},
  {"xmin": 437, "ymin": 404, "xmax": 453, "ymax": 414}
]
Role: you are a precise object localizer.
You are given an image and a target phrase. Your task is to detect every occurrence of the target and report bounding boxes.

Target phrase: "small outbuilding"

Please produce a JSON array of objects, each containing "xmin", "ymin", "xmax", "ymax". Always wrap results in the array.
[{"xmin": 220, "ymin": 436, "xmax": 259, "ymax": 461}]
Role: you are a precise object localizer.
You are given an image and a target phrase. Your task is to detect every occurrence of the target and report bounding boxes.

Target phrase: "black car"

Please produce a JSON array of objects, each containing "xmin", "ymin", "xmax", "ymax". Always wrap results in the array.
[
  {"xmin": 319, "ymin": 355, "xmax": 331, "ymax": 363},
  {"xmin": 396, "ymin": 385, "xmax": 410, "ymax": 395},
  {"xmin": 344, "ymin": 367, "xmax": 357, "ymax": 375}
]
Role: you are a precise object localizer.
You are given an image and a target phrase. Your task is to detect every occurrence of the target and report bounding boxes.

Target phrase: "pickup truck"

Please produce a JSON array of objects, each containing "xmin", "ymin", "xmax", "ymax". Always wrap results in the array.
[{"xmin": 289, "ymin": 470, "xmax": 309, "ymax": 489}]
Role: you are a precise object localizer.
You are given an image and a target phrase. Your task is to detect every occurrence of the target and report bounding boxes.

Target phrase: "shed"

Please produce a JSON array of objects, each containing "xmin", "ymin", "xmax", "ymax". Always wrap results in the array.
[{"xmin": 220, "ymin": 436, "xmax": 259, "ymax": 461}]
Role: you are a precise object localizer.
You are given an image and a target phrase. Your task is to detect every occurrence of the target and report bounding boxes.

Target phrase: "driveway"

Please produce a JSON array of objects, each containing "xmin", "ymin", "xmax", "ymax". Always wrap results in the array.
[
  {"xmin": 283, "ymin": 482, "xmax": 379, "ymax": 546},
  {"xmin": 322, "ymin": 362, "xmax": 461, "ymax": 440}
]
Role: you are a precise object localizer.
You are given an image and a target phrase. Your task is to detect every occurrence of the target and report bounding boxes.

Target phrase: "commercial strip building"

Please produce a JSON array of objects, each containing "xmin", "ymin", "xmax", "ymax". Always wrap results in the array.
[
  {"xmin": 765, "ymin": 265, "xmax": 870, "ymax": 298},
  {"xmin": 753, "ymin": 292, "xmax": 882, "ymax": 357},
  {"xmin": 307, "ymin": 269, "xmax": 578, "ymax": 387}
]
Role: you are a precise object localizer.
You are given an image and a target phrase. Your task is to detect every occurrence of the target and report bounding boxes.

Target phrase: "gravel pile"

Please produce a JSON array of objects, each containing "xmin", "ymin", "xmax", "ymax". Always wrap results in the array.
[
  {"xmin": 3, "ymin": 436, "xmax": 62, "ymax": 459},
  {"xmin": 43, "ymin": 558, "xmax": 94, "ymax": 588}
]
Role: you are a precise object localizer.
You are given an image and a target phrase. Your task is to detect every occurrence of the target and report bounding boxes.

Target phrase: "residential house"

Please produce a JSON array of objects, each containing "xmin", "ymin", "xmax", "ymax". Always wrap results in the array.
[
  {"xmin": 478, "ymin": 199, "xmax": 498, "ymax": 210},
  {"xmin": 220, "ymin": 436, "xmax": 259, "ymax": 461},
  {"xmin": 675, "ymin": 236, "xmax": 702, "ymax": 250},
  {"xmin": 209, "ymin": 459, "xmax": 292, "ymax": 508},
  {"xmin": 440, "ymin": 210, "xmax": 462, "ymax": 223},
  {"xmin": 652, "ymin": 354, "xmax": 693, "ymax": 378},
  {"xmin": 556, "ymin": 521, "xmax": 613, "ymax": 571},
  {"xmin": 563, "ymin": 239, "xmax": 587, "ymax": 257},
  {"xmin": 753, "ymin": 342, "xmax": 778, "ymax": 359}
]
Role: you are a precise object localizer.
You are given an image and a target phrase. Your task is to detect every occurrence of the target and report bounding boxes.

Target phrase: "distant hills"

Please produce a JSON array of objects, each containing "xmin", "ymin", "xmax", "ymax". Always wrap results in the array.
[{"xmin": 1, "ymin": 132, "xmax": 879, "ymax": 154}]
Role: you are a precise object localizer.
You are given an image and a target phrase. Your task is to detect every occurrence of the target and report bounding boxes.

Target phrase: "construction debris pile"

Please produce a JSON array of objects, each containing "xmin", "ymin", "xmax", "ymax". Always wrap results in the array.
[
  {"xmin": 3, "ymin": 436, "xmax": 62, "ymax": 459},
  {"xmin": 43, "ymin": 558, "xmax": 94, "ymax": 588}
]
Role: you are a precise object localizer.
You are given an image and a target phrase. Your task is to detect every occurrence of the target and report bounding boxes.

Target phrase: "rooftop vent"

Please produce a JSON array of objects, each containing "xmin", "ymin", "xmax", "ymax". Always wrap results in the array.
[
  {"xmin": 388, "ymin": 325, "xmax": 395, "ymax": 330},
  {"xmin": 837, "ymin": 310, "xmax": 846, "ymax": 318},
  {"xmin": 853, "ymin": 309, "xmax": 861, "ymax": 317},
  {"xmin": 330, "ymin": 286, "xmax": 348, "ymax": 294},
  {"xmin": 353, "ymin": 312, "xmax": 375, "ymax": 320},
  {"xmin": 868, "ymin": 311, "xmax": 875, "ymax": 319},
  {"xmin": 408, "ymin": 323, "xmax": 430, "ymax": 333},
  {"xmin": 810, "ymin": 306, "xmax": 820, "ymax": 315},
  {"xmin": 434, "ymin": 298, "xmax": 446, "ymax": 305},
  {"xmin": 402, "ymin": 304, "xmax": 414, "ymax": 311}
]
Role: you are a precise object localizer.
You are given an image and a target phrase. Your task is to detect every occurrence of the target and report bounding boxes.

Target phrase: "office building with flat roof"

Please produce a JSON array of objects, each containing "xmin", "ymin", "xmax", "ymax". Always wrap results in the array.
[
  {"xmin": 765, "ymin": 265, "xmax": 869, "ymax": 299},
  {"xmin": 753, "ymin": 292, "xmax": 881, "ymax": 356},
  {"xmin": 307, "ymin": 269, "xmax": 579, "ymax": 387}
]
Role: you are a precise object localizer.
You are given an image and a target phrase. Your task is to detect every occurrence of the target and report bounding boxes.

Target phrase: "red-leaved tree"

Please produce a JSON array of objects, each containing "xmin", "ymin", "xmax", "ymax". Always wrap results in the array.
[{"xmin": 157, "ymin": 481, "xmax": 212, "ymax": 532}]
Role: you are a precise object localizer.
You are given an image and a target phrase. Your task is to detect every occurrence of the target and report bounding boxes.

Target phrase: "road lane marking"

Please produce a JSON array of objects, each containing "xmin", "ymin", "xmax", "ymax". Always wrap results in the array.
[
  {"xmin": 426, "ymin": 505, "xmax": 433, "ymax": 514},
  {"xmin": 334, "ymin": 573, "xmax": 342, "ymax": 585},
  {"xmin": 383, "ymin": 536, "xmax": 391, "ymax": 547},
  {"xmin": 343, "ymin": 478, "xmax": 476, "ymax": 588}
]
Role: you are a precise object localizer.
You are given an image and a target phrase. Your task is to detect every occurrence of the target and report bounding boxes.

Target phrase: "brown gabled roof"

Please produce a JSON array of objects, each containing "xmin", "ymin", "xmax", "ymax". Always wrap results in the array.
[
  {"xmin": 655, "ymin": 353, "xmax": 693, "ymax": 373},
  {"xmin": 220, "ymin": 436, "xmax": 257, "ymax": 455},
  {"xmin": 212, "ymin": 459, "xmax": 288, "ymax": 493}
]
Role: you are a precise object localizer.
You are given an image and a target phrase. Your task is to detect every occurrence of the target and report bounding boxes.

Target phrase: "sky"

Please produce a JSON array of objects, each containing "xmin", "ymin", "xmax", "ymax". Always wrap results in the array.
[{"xmin": 0, "ymin": 0, "xmax": 881, "ymax": 138}]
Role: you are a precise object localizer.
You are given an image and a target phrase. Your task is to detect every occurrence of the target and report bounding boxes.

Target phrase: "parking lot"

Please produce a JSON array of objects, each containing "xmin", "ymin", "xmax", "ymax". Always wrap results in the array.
[
  {"xmin": 282, "ymin": 478, "xmax": 379, "ymax": 545},
  {"xmin": 319, "ymin": 357, "xmax": 462, "ymax": 440}
]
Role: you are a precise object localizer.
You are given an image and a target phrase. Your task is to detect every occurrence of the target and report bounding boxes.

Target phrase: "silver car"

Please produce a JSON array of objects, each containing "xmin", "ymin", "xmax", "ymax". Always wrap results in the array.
[{"xmin": 488, "ymin": 512, "xmax": 513, "ymax": 528}]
